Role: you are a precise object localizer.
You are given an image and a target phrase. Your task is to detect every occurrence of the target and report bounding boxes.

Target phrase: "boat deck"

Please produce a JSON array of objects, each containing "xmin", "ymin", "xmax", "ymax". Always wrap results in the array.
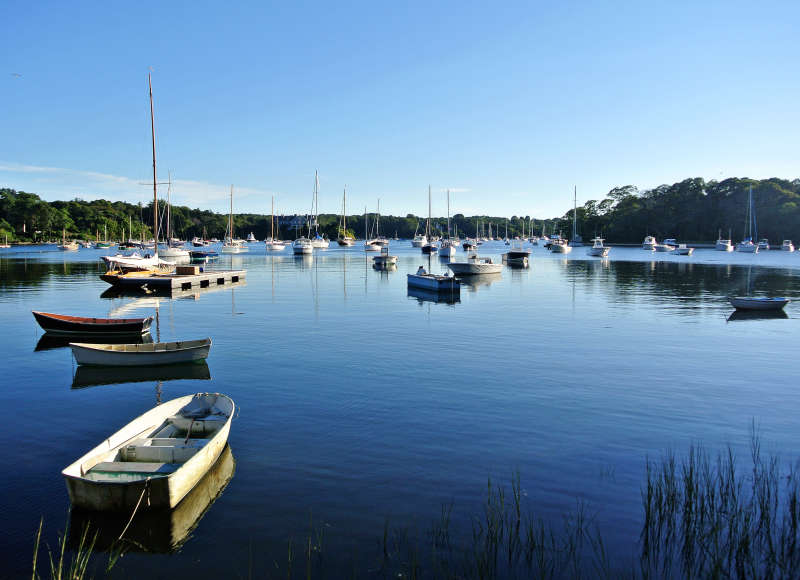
[{"xmin": 111, "ymin": 269, "xmax": 246, "ymax": 293}]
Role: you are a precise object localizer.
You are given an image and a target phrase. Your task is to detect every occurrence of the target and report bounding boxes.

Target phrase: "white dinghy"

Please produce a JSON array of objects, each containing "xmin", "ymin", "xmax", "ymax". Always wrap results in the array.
[
  {"xmin": 70, "ymin": 338, "xmax": 211, "ymax": 366},
  {"xmin": 62, "ymin": 393, "xmax": 234, "ymax": 511}
]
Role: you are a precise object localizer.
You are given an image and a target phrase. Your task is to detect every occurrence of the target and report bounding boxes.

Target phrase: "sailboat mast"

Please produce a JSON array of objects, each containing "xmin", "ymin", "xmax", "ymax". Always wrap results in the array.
[
  {"xmin": 427, "ymin": 185, "xmax": 431, "ymax": 239},
  {"xmin": 148, "ymin": 73, "xmax": 159, "ymax": 253},
  {"xmin": 446, "ymin": 189, "xmax": 451, "ymax": 238},
  {"xmin": 166, "ymin": 171, "xmax": 172, "ymax": 242},
  {"xmin": 377, "ymin": 198, "xmax": 380, "ymax": 238},
  {"xmin": 271, "ymin": 195, "xmax": 275, "ymax": 241},
  {"xmin": 573, "ymin": 185, "xmax": 577, "ymax": 242},
  {"xmin": 230, "ymin": 185, "xmax": 234, "ymax": 241}
]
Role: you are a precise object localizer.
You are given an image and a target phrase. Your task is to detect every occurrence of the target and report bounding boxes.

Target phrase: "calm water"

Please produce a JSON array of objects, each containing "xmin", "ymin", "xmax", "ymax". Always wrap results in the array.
[{"xmin": 2, "ymin": 242, "xmax": 800, "ymax": 576}]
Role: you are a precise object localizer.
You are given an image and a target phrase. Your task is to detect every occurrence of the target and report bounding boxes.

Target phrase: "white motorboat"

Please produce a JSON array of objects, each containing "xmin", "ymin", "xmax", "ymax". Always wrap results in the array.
[
  {"xmin": 411, "ymin": 234, "xmax": 427, "ymax": 247},
  {"xmin": 503, "ymin": 240, "xmax": 532, "ymax": 265},
  {"xmin": 70, "ymin": 338, "xmax": 212, "ymax": 366},
  {"xmin": 407, "ymin": 269, "xmax": 460, "ymax": 292},
  {"xmin": 715, "ymin": 231, "xmax": 734, "ymax": 252},
  {"xmin": 550, "ymin": 239, "xmax": 572, "ymax": 254},
  {"xmin": 781, "ymin": 240, "xmax": 795, "ymax": 252},
  {"xmin": 62, "ymin": 393, "xmax": 234, "ymax": 511},
  {"xmin": 736, "ymin": 239, "xmax": 758, "ymax": 253},
  {"xmin": 757, "ymin": 238, "xmax": 770, "ymax": 251},
  {"xmin": 662, "ymin": 238, "xmax": 678, "ymax": 248},
  {"xmin": 372, "ymin": 246, "xmax": 398, "ymax": 268},
  {"xmin": 292, "ymin": 237, "xmax": 313, "ymax": 255},
  {"xmin": 642, "ymin": 235, "xmax": 657, "ymax": 250},
  {"xmin": 246, "ymin": 232, "xmax": 257, "ymax": 242},
  {"xmin": 586, "ymin": 237, "xmax": 610, "ymax": 257},
  {"xmin": 448, "ymin": 254, "xmax": 503, "ymax": 275},
  {"xmin": 266, "ymin": 240, "xmax": 287, "ymax": 251},
  {"xmin": 672, "ymin": 244, "xmax": 694, "ymax": 255},
  {"xmin": 654, "ymin": 243, "xmax": 672, "ymax": 252},
  {"xmin": 728, "ymin": 296, "xmax": 789, "ymax": 311}
]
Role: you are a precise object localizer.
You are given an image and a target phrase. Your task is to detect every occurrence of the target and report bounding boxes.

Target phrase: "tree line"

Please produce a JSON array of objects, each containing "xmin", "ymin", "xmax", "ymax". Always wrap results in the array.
[{"xmin": 2, "ymin": 177, "xmax": 799, "ymax": 243}]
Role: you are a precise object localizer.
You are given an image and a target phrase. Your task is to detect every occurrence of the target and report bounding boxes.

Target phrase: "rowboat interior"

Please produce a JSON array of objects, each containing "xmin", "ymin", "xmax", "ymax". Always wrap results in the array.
[{"xmin": 79, "ymin": 397, "xmax": 230, "ymax": 484}]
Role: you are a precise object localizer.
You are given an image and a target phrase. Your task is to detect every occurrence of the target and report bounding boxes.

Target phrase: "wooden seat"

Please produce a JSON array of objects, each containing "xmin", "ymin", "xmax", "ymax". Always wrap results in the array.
[{"xmin": 90, "ymin": 461, "xmax": 179, "ymax": 475}]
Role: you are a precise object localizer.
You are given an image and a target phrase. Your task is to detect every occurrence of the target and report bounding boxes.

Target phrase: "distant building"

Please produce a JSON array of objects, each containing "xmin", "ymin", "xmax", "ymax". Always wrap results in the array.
[{"xmin": 278, "ymin": 215, "xmax": 313, "ymax": 230}]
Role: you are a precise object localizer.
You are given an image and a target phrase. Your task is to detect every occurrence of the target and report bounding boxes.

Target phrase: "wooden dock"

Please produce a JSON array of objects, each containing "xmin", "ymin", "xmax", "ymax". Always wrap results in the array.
[{"xmin": 111, "ymin": 269, "xmax": 246, "ymax": 293}]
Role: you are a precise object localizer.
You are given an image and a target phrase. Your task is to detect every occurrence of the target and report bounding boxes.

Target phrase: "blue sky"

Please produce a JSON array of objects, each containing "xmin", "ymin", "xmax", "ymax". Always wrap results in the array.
[{"xmin": 2, "ymin": 1, "xmax": 798, "ymax": 218}]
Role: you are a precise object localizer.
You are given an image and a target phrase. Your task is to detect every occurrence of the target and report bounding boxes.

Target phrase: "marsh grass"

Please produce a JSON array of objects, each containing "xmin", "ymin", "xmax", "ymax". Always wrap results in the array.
[{"xmin": 31, "ymin": 516, "xmax": 123, "ymax": 580}]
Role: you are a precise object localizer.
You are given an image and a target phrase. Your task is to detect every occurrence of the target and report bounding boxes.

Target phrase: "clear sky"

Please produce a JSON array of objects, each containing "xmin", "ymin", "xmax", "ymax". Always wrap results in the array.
[{"xmin": 1, "ymin": 1, "xmax": 798, "ymax": 218}]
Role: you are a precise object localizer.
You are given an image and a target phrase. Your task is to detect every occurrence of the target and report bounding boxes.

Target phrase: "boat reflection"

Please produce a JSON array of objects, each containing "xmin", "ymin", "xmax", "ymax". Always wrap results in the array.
[
  {"xmin": 407, "ymin": 287, "xmax": 460, "ymax": 305},
  {"xmin": 69, "ymin": 444, "xmax": 235, "ymax": 553},
  {"xmin": 457, "ymin": 272, "xmax": 502, "ymax": 292},
  {"xmin": 71, "ymin": 361, "xmax": 211, "ymax": 389},
  {"xmin": 36, "ymin": 333, "xmax": 153, "ymax": 352},
  {"xmin": 726, "ymin": 310, "xmax": 790, "ymax": 322}
]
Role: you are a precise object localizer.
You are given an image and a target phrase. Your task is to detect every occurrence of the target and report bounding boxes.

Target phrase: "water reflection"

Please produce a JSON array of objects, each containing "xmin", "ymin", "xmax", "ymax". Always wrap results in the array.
[
  {"xmin": 407, "ymin": 287, "xmax": 460, "ymax": 305},
  {"xmin": 458, "ymin": 272, "xmax": 502, "ymax": 292},
  {"xmin": 68, "ymin": 445, "xmax": 235, "ymax": 553},
  {"xmin": 726, "ymin": 310, "xmax": 790, "ymax": 323},
  {"xmin": 71, "ymin": 361, "xmax": 211, "ymax": 389},
  {"xmin": 36, "ymin": 333, "xmax": 153, "ymax": 352}
]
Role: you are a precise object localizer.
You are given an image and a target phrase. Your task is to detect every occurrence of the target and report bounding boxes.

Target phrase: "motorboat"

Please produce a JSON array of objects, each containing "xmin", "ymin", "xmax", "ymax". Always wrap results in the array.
[
  {"xmin": 292, "ymin": 237, "xmax": 313, "ymax": 255},
  {"xmin": 70, "ymin": 338, "xmax": 211, "ymax": 366},
  {"xmin": 757, "ymin": 239, "xmax": 770, "ymax": 251},
  {"xmin": 220, "ymin": 240, "xmax": 248, "ymax": 254},
  {"xmin": 421, "ymin": 242, "xmax": 438, "ymax": 254},
  {"xmin": 407, "ymin": 269, "xmax": 460, "ymax": 292},
  {"xmin": 372, "ymin": 246, "xmax": 398, "ymax": 268},
  {"xmin": 448, "ymin": 254, "xmax": 503, "ymax": 275},
  {"xmin": 189, "ymin": 250, "xmax": 219, "ymax": 263},
  {"xmin": 654, "ymin": 243, "xmax": 672, "ymax": 252},
  {"xmin": 438, "ymin": 241, "xmax": 457, "ymax": 258},
  {"xmin": 672, "ymin": 244, "xmax": 694, "ymax": 256},
  {"xmin": 715, "ymin": 235, "xmax": 733, "ymax": 252},
  {"xmin": 265, "ymin": 240, "xmax": 287, "ymax": 251},
  {"xmin": 642, "ymin": 235, "xmax": 657, "ymax": 250},
  {"xmin": 586, "ymin": 237, "xmax": 610, "ymax": 257},
  {"xmin": 549, "ymin": 239, "xmax": 572, "ymax": 254},
  {"xmin": 411, "ymin": 234, "xmax": 427, "ymax": 248},
  {"xmin": 311, "ymin": 235, "xmax": 329, "ymax": 249},
  {"xmin": 781, "ymin": 240, "xmax": 795, "ymax": 252},
  {"xmin": 364, "ymin": 240, "xmax": 381, "ymax": 252},
  {"xmin": 62, "ymin": 393, "xmax": 234, "ymax": 511},
  {"xmin": 662, "ymin": 238, "xmax": 678, "ymax": 248},
  {"xmin": 728, "ymin": 296, "xmax": 789, "ymax": 311},
  {"xmin": 33, "ymin": 311, "xmax": 153, "ymax": 336},
  {"xmin": 503, "ymin": 240, "xmax": 532, "ymax": 265},
  {"xmin": 246, "ymin": 232, "xmax": 257, "ymax": 242}
]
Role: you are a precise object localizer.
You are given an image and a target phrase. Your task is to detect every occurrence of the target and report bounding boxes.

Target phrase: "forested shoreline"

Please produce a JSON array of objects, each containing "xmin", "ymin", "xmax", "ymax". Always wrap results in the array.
[{"xmin": 2, "ymin": 177, "xmax": 799, "ymax": 243}]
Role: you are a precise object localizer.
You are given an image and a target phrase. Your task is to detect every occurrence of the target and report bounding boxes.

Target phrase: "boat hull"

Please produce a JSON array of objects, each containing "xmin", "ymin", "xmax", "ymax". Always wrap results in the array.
[
  {"xmin": 62, "ymin": 393, "xmax": 233, "ymax": 511},
  {"xmin": 33, "ymin": 311, "xmax": 153, "ymax": 336},
  {"xmin": 728, "ymin": 297, "xmax": 789, "ymax": 311},
  {"xmin": 407, "ymin": 274, "xmax": 460, "ymax": 292},
  {"xmin": 70, "ymin": 339, "xmax": 211, "ymax": 366},
  {"xmin": 448, "ymin": 262, "xmax": 503, "ymax": 275}
]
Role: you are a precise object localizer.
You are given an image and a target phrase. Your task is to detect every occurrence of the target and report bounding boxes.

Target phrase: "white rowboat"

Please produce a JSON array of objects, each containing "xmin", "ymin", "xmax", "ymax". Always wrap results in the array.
[
  {"xmin": 62, "ymin": 393, "xmax": 234, "ymax": 511},
  {"xmin": 70, "ymin": 338, "xmax": 211, "ymax": 366}
]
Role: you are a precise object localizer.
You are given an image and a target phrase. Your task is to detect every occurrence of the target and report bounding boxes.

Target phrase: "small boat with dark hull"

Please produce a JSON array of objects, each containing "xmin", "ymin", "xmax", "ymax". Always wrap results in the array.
[
  {"xmin": 728, "ymin": 297, "xmax": 789, "ymax": 311},
  {"xmin": 33, "ymin": 311, "xmax": 153, "ymax": 336}
]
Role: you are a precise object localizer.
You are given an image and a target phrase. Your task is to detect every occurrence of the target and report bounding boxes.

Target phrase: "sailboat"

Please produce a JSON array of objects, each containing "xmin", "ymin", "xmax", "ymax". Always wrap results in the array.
[
  {"xmin": 568, "ymin": 186, "xmax": 582, "ymax": 247},
  {"xmin": 367, "ymin": 199, "xmax": 388, "ymax": 247},
  {"xmin": 439, "ymin": 189, "xmax": 456, "ymax": 258},
  {"xmin": 221, "ymin": 186, "xmax": 248, "ymax": 253},
  {"xmin": 735, "ymin": 185, "xmax": 758, "ymax": 253},
  {"xmin": 266, "ymin": 196, "xmax": 286, "ymax": 251},
  {"xmin": 421, "ymin": 186, "xmax": 438, "ymax": 254},
  {"xmin": 309, "ymin": 171, "xmax": 329, "ymax": 248},
  {"xmin": 364, "ymin": 207, "xmax": 380, "ymax": 251},
  {"xmin": 0, "ymin": 234, "xmax": 9, "ymax": 249},
  {"xmin": 160, "ymin": 176, "xmax": 190, "ymax": 259},
  {"xmin": 715, "ymin": 229, "xmax": 734, "ymax": 252},
  {"xmin": 58, "ymin": 227, "xmax": 79, "ymax": 251},
  {"xmin": 337, "ymin": 186, "xmax": 355, "ymax": 246},
  {"xmin": 102, "ymin": 74, "xmax": 174, "ymax": 279},
  {"xmin": 411, "ymin": 220, "xmax": 427, "ymax": 247}
]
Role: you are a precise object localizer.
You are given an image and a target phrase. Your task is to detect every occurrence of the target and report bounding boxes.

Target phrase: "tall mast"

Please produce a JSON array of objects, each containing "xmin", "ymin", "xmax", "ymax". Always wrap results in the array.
[
  {"xmin": 148, "ymin": 73, "xmax": 158, "ymax": 254},
  {"xmin": 427, "ymin": 185, "xmax": 431, "ymax": 239},
  {"xmin": 573, "ymin": 185, "xmax": 577, "ymax": 241},
  {"xmin": 376, "ymin": 198, "xmax": 380, "ymax": 238},
  {"xmin": 343, "ymin": 186, "xmax": 347, "ymax": 234},
  {"xmin": 230, "ymin": 185, "xmax": 234, "ymax": 241},
  {"xmin": 446, "ymin": 189, "xmax": 451, "ymax": 238},
  {"xmin": 166, "ymin": 170, "xmax": 172, "ymax": 242},
  {"xmin": 271, "ymin": 195, "xmax": 274, "ymax": 240}
]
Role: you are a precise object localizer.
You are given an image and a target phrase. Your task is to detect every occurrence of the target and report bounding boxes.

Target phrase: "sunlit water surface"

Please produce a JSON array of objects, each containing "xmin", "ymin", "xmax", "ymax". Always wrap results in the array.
[{"xmin": 2, "ymin": 242, "xmax": 799, "ymax": 576}]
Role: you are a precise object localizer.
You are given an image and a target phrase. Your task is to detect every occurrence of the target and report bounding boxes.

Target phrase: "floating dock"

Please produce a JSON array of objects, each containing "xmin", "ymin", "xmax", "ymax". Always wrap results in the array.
[{"xmin": 108, "ymin": 269, "xmax": 246, "ymax": 293}]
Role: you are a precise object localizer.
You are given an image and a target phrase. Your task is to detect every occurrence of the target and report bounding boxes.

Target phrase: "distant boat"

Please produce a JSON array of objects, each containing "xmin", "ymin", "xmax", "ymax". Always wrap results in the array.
[
  {"xmin": 189, "ymin": 250, "xmax": 219, "ymax": 263},
  {"xmin": 221, "ymin": 186, "xmax": 248, "ymax": 254},
  {"xmin": 159, "ymin": 178, "xmax": 190, "ymax": 260},
  {"xmin": 0, "ymin": 234, "xmax": 9, "ymax": 249},
  {"xmin": 439, "ymin": 189, "xmax": 457, "ymax": 258},
  {"xmin": 448, "ymin": 254, "xmax": 503, "ymax": 275},
  {"xmin": 372, "ymin": 246, "xmax": 398, "ymax": 269},
  {"xmin": 642, "ymin": 235, "xmax": 657, "ymax": 251},
  {"xmin": 735, "ymin": 186, "xmax": 758, "ymax": 253},
  {"xmin": 336, "ymin": 186, "xmax": 355, "ymax": 246},
  {"xmin": 503, "ymin": 239, "xmax": 532, "ymax": 265},
  {"xmin": 308, "ymin": 171, "xmax": 329, "ymax": 248},
  {"xmin": 586, "ymin": 237, "xmax": 610, "ymax": 257},
  {"xmin": 757, "ymin": 238, "xmax": 770, "ymax": 251},
  {"xmin": 407, "ymin": 269, "xmax": 460, "ymax": 292},
  {"xmin": 672, "ymin": 244, "xmax": 694, "ymax": 256},
  {"xmin": 728, "ymin": 297, "xmax": 789, "ymax": 311},
  {"xmin": 715, "ymin": 230, "xmax": 733, "ymax": 252},
  {"xmin": 292, "ymin": 237, "xmax": 313, "ymax": 255},
  {"xmin": 363, "ymin": 207, "xmax": 380, "ymax": 252},
  {"xmin": 421, "ymin": 186, "xmax": 438, "ymax": 254},
  {"xmin": 62, "ymin": 393, "xmax": 234, "ymax": 511},
  {"xmin": 549, "ymin": 237, "xmax": 572, "ymax": 254},
  {"xmin": 781, "ymin": 240, "xmax": 795, "ymax": 252},
  {"xmin": 266, "ymin": 196, "xmax": 287, "ymax": 251},
  {"xmin": 246, "ymin": 232, "xmax": 257, "ymax": 242},
  {"xmin": 569, "ymin": 186, "xmax": 582, "ymax": 247},
  {"xmin": 58, "ymin": 228, "xmax": 79, "ymax": 251},
  {"xmin": 70, "ymin": 338, "xmax": 211, "ymax": 366},
  {"xmin": 33, "ymin": 311, "xmax": 153, "ymax": 336},
  {"xmin": 654, "ymin": 243, "xmax": 672, "ymax": 252}
]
